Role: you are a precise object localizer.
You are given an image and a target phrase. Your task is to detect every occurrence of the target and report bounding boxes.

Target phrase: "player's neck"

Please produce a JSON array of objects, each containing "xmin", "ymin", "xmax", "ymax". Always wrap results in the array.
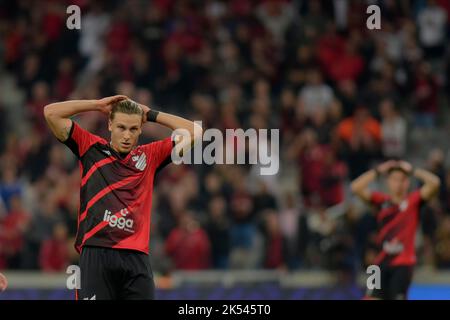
[
  {"xmin": 109, "ymin": 141, "xmax": 132, "ymax": 158},
  {"xmin": 391, "ymin": 194, "xmax": 407, "ymax": 204}
]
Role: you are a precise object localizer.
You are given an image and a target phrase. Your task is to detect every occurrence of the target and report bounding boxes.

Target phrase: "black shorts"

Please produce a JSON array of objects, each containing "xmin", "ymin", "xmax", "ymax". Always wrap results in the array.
[
  {"xmin": 366, "ymin": 265, "xmax": 414, "ymax": 300},
  {"xmin": 77, "ymin": 246, "xmax": 155, "ymax": 300}
]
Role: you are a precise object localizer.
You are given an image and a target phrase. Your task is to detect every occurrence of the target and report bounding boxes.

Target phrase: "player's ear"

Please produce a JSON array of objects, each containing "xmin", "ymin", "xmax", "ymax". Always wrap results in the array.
[{"xmin": 108, "ymin": 119, "xmax": 112, "ymax": 132}]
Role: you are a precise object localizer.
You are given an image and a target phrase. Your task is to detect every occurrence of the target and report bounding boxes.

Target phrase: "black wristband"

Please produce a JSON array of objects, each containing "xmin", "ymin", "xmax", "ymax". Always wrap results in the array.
[{"xmin": 146, "ymin": 109, "xmax": 160, "ymax": 122}]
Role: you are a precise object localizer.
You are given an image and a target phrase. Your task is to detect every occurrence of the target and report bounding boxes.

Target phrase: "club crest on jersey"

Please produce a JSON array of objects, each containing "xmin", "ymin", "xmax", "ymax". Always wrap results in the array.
[
  {"xmin": 399, "ymin": 200, "xmax": 408, "ymax": 211},
  {"xmin": 132, "ymin": 153, "xmax": 147, "ymax": 171}
]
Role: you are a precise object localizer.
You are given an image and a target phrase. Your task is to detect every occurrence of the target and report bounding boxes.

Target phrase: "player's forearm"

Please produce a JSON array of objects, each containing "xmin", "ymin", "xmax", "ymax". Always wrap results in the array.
[
  {"xmin": 43, "ymin": 100, "xmax": 100, "ymax": 119},
  {"xmin": 414, "ymin": 168, "xmax": 440, "ymax": 191},
  {"xmin": 350, "ymin": 169, "xmax": 377, "ymax": 196},
  {"xmin": 153, "ymin": 111, "xmax": 203, "ymax": 141}
]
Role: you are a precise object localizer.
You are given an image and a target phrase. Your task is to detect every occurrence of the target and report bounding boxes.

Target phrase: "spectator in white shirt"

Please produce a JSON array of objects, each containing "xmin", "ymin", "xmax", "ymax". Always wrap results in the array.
[{"xmin": 379, "ymin": 99, "xmax": 407, "ymax": 159}]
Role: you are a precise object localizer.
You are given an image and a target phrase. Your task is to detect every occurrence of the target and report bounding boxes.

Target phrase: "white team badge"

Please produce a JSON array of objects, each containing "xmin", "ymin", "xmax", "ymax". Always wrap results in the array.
[
  {"xmin": 133, "ymin": 153, "xmax": 147, "ymax": 171},
  {"xmin": 399, "ymin": 200, "xmax": 408, "ymax": 212}
]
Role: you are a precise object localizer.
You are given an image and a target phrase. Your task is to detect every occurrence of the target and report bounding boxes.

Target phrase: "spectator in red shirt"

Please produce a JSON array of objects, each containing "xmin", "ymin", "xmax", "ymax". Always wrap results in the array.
[
  {"xmin": 319, "ymin": 151, "xmax": 348, "ymax": 207},
  {"xmin": 39, "ymin": 222, "xmax": 70, "ymax": 272},
  {"xmin": 165, "ymin": 211, "xmax": 211, "ymax": 270},
  {"xmin": 289, "ymin": 128, "xmax": 329, "ymax": 207},
  {"xmin": 0, "ymin": 195, "xmax": 30, "ymax": 268},
  {"xmin": 27, "ymin": 82, "xmax": 51, "ymax": 136},
  {"xmin": 263, "ymin": 210, "xmax": 285, "ymax": 270},
  {"xmin": 414, "ymin": 61, "xmax": 439, "ymax": 128},
  {"xmin": 328, "ymin": 39, "xmax": 364, "ymax": 83},
  {"xmin": 54, "ymin": 58, "xmax": 75, "ymax": 100}
]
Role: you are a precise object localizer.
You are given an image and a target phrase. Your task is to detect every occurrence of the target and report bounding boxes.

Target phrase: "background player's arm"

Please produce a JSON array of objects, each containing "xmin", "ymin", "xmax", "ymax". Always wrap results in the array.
[
  {"xmin": 138, "ymin": 104, "xmax": 203, "ymax": 156},
  {"xmin": 350, "ymin": 160, "xmax": 398, "ymax": 202},
  {"xmin": 398, "ymin": 161, "xmax": 441, "ymax": 201},
  {"xmin": 44, "ymin": 96, "xmax": 127, "ymax": 141}
]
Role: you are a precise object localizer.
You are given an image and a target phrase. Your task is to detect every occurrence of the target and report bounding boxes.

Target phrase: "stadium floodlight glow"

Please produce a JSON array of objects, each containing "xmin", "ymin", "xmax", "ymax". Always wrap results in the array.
[{"xmin": 171, "ymin": 121, "xmax": 279, "ymax": 176}]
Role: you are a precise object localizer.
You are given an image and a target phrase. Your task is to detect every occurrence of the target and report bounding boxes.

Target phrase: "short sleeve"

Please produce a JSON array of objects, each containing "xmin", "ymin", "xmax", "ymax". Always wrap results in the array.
[
  {"xmin": 408, "ymin": 189, "xmax": 423, "ymax": 207},
  {"xmin": 60, "ymin": 121, "xmax": 103, "ymax": 158},
  {"xmin": 370, "ymin": 191, "xmax": 389, "ymax": 207},
  {"xmin": 145, "ymin": 137, "xmax": 174, "ymax": 170}
]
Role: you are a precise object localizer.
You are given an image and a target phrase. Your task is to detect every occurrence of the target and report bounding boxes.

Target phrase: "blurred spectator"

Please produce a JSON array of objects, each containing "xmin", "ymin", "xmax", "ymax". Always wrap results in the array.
[
  {"xmin": 21, "ymin": 193, "xmax": 63, "ymax": 269},
  {"xmin": 253, "ymin": 180, "xmax": 278, "ymax": 215},
  {"xmin": 297, "ymin": 68, "xmax": 335, "ymax": 119},
  {"xmin": 337, "ymin": 106, "xmax": 381, "ymax": 179},
  {"xmin": 0, "ymin": 166, "xmax": 23, "ymax": 212},
  {"xmin": 379, "ymin": 99, "xmax": 407, "ymax": 159},
  {"xmin": 262, "ymin": 210, "xmax": 286, "ymax": 270},
  {"xmin": 205, "ymin": 196, "xmax": 230, "ymax": 269},
  {"xmin": 426, "ymin": 149, "xmax": 447, "ymax": 208},
  {"xmin": 435, "ymin": 216, "xmax": 450, "ymax": 269},
  {"xmin": 256, "ymin": 0, "xmax": 294, "ymax": 46},
  {"xmin": 54, "ymin": 58, "xmax": 75, "ymax": 100},
  {"xmin": 39, "ymin": 222, "xmax": 69, "ymax": 271},
  {"xmin": 417, "ymin": 0, "xmax": 448, "ymax": 59},
  {"xmin": 319, "ymin": 150, "xmax": 347, "ymax": 207},
  {"xmin": 413, "ymin": 61, "xmax": 440, "ymax": 128},
  {"xmin": 289, "ymin": 128, "xmax": 329, "ymax": 207},
  {"xmin": 279, "ymin": 87, "xmax": 304, "ymax": 141},
  {"xmin": 279, "ymin": 192, "xmax": 309, "ymax": 269},
  {"xmin": 165, "ymin": 212, "xmax": 211, "ymax": 270},
  {"xmin": 0, "ymin": 195, "xmax": 30, "ymax": 269},
  {"xmin": 79, "ymin": 3, "xmax": 110, "ymax": 72},
  {"xmin": 27, "ymin": 81, "xmax": 51, "ymax": 135}
]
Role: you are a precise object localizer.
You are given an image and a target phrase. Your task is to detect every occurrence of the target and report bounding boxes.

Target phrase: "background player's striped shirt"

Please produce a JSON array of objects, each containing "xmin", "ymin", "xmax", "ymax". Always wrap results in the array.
[
  {"xmin": 370, "ymin": 190, "xmax": 423, "ymax": 266},
  {"xmin": 60, "ymin": 121, "xmax": 173, "ymax": 254}
]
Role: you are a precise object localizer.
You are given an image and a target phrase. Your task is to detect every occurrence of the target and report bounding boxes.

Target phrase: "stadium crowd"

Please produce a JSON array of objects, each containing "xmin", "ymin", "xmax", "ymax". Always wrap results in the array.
[{"xmin": 0, "ymin": 0, "xmax": 449, "ymax": 281}]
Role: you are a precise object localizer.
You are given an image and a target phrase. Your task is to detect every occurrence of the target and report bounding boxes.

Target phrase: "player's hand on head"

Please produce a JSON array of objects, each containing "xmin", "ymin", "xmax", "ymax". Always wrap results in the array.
[
  {"xmin": 377, "ymin": 160, "xmax": 398, "ymax": 175},
  {"xmin": 97, "ymin": 95, "xmax": 129, "ymax": 115},
  {"xmin": 130, "ymin": 100, "xmax": 151, "ymax": 123},
  {"xmin": 397, "ymin": 160, "xmax": 413, "ymax": 174}
]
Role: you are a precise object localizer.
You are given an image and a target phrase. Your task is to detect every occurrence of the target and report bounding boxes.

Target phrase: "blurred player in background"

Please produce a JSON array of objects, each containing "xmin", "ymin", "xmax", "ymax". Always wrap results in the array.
[
  {"xmin": 44, "ymin": 96, "xmax": 202, "ymax": 300},
  {"xmin": 351, "ymin": 160, "xmax": 440, "ymax": 299}
]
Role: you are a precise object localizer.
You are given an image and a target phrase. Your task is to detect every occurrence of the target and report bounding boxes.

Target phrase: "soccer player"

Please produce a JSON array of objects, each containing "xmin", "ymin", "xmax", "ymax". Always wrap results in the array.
[
  {"xmin": 44, "ymin": 96, "xmax": 202, "ymax": 300},
  {"xmin": 351, "ymin": 160, "xmax": 440, "ymax": 300}
]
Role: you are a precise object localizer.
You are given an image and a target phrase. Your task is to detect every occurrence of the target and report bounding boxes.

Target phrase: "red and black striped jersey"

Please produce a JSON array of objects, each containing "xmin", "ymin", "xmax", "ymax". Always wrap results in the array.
[
  {"xmin": 370, "ymin": 190, "xmax": 423, "ymax": 267},
  {"xmin": 61, "ymin": 121, "xmax": 173, "ymax": 254}
]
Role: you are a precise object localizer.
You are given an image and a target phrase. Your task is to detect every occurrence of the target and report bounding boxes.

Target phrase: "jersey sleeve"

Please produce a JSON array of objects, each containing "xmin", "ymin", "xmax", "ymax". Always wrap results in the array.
[
  {"xmin": 370, "ymin": 191, "xmax": 388, "ymax": 207},
  {"xmin": 145, "ymin": 137, "xmax": 175, "ymax": 170},
  {"xmin": 60, "ymin": 121, "xmax": 103, "ymax": 158},
  {"xmin": 409, "ymin": 189, "xmax": 423, "ymax": 207}
]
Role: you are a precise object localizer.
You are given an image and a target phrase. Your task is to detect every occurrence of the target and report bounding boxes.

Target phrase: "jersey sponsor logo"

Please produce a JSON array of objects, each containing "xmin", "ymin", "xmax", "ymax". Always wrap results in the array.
[
  {"xmin": 383, "ymin": 239, "xmax": 404, "ymax": 254},
  {"xmin": 103, "ymin": 208, "xmax": 134, "ymax": 233},
  {"xmin": 132, "ymin": 153, "xmax": 147, "ymax": 171}
]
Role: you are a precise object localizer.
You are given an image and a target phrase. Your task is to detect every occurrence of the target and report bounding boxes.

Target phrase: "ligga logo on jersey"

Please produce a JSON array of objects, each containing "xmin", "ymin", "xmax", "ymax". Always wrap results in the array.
[{"xmin": 103, "ymin": 208, "xmax": 134, "ymax": 233}]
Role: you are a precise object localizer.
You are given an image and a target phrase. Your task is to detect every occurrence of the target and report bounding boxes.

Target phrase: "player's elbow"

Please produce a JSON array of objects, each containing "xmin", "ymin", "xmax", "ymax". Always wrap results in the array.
[
  {"xmin": 192, "ymin": 123, "xmax": 203, "ymax": 142},
  {"xmin": 350, "ymin": 182, "xmax": 359, "ymax": 195},
  {"xmin": 431, "ymin": 177, "xmax": 441, "ymax": 191},
  {"xmin": 43, "ymin": 104, "xmax": 55, "ymax": 120}
]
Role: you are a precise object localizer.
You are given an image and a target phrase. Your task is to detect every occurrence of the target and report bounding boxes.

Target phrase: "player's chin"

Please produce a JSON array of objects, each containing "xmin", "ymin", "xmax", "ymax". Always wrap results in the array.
[{"xmin": 119, "ymin": 143, "xmax": 132, "ymax": 152}]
